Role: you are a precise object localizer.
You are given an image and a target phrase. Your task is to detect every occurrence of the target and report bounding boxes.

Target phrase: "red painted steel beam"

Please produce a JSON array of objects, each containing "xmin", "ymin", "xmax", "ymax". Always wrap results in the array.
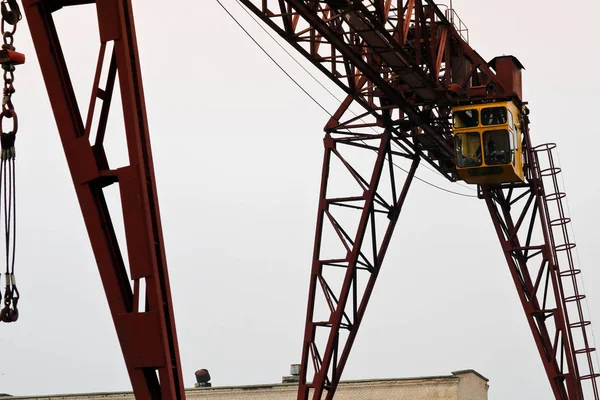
[
  {"xmin": 297, "ymin": 98, "xmax": 421, "ymax": 399},
  {"xmin": 239, "ymin": 1, "xmax": 600, "ymax": 399},
  {"xmin": 483, "ymin": 185, "xmax": 574, "ymax": 400},
  {"xmin": 481, "ymin": 121, "xmax": 599, "ymax": 399},
  {"xmin": 22, "ymin": 0, "xmax": 600, "ymax": 399},
  {"xmin": 255, "ymin": 0, "xmax": 453, "ymax": 158},
  {"xmin": 284, "ymin": 0, "xmax": 450, "ymax": 152},
  {"xmin": 23, "ymin": 1, "xmax": 185, "ymax": 399},
  {"xmin": 238, "ymin": 0, "xmax": 516, "ymax": 184}
]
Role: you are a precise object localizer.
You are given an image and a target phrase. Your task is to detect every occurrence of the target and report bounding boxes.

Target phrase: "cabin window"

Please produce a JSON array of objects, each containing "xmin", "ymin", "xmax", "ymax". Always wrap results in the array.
[
  {"xmin": 508, "ymin": 128, "xmax": 516, "ymax": 165},
  {"xmin": 507, "ymin": 110, "xmax": 519, "ymax": 164},
  {"xmin": 483, "ymin": 130, "xmax": 511, "ymax": 165},
  {"xmin": 455, "ymin": 132, "xmax": 482, "ymax": 167},
  {"xmin": 453, "ymin": 109, "xmax": 479, "ymax": 128},
  {"xmin": 481, "ymin": 106, "xmax": 508, "ymax": 126}
]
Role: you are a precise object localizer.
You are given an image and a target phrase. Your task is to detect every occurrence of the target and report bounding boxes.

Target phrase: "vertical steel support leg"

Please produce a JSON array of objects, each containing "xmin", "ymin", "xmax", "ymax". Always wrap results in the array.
[
  {"xmin": 298, "ymin": 110, "xmax": 420, "ymax": 399},
  {"xmin": 482, "ymin": 187, "xmax": 575, "ymax": 400},
  {"xmin": 480, "ymin": 125, "xmax": 587, "ymax": 400},
  {"xmin": 23, "ymin": 1, "xmax": 185, "ymax": 399}
]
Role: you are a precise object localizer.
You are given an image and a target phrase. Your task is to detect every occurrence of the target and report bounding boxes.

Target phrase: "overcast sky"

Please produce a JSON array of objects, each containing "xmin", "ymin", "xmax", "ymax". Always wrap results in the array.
[{"xmin": 2, "ymin": 0, "xmax": 600, "ymax": 399}]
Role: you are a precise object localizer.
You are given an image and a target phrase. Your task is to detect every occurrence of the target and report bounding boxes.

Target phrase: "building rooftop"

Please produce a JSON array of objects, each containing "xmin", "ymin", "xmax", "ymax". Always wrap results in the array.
[{"xmin": 0, "ymin": 369, "xmax": 489, "ymax": 400}]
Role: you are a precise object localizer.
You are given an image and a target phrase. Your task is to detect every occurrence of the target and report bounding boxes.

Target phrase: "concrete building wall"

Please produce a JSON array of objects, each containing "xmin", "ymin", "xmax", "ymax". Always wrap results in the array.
[
  {"xmin": 454, "ymin": 370, "xmax": 490, "ymax": 400},
  {"xmin": 3, "ymin": 370, "xmax": 488, "ymax": 400},
  {"xmin": 187, "ymin": 377, "xmax": 460, "ymax": 400}
]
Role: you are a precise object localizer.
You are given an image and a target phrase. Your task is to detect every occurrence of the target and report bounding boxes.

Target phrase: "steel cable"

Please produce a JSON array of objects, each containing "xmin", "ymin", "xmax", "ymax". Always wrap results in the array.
[{"xmin": 0, "ymin": 0, "xmax": 20, "ymax": 323}]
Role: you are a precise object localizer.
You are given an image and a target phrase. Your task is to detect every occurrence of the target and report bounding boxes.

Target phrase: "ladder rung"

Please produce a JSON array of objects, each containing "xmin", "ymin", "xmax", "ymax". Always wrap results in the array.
[
  {"xmin": 541, "ymin": 167, "xmax": 562, "ymax": 177},
  {"xmin": 533, "ymin": 143, "xmax": 557, "ymax": 152},
  {"xmin": 580, "ymin": 373, "xmax": 600, "ymax": 380},
  {"xmin": 550, "ymin": 217, "xmax": 572, "ymax": 226},
  {"xmin": 565, "ymin": 294, "xmax": 586, "ymax": 303},
  {"xmin": 555, "ymin": 242, "xmax": 576, "ymax": 252},
  {"xmin": 575, "ymin": 347, "xmax": 596, "ymax": 355},
  {"xmin": 545, "ymin": 191, "xmax": 566, "ymax": 201},
  {"xmin": 559, "ymin": 268, "xmax": 581, "ymax": 277},
  {"xmin": 570, "ymin": 320, "xmax": 591, "ymax": 329}
]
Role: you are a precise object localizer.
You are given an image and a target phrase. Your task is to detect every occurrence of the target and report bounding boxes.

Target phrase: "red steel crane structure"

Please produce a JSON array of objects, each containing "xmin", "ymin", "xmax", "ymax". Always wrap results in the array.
[{"xmin": 13, "ymin": 0, "xmax": 600, "ymax": 399}]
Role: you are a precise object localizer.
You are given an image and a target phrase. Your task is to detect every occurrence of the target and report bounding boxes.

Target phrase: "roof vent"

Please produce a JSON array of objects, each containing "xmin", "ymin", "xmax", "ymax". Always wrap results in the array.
[
  {"xmin": 282, "ymin": 364, "xmax": 301, "ymax": 383},
  {"xmin": 290, "ymin": 364, "xmax": 300, "ymax": 376},
  {"xmin": 194, "ymin": 369, "xmax": 212, "ymax": 388}
]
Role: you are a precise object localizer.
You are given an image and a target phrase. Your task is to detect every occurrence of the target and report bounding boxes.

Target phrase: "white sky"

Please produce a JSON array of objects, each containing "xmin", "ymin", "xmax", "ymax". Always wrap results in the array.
[{"xmin": 2, "ymin": 0, "xmax": 600, "ymax": 399}]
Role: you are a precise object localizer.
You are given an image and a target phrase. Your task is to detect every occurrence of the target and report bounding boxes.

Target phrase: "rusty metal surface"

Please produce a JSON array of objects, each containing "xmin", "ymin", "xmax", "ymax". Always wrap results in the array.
[
  {"xmin": 296, "ymin": 91, "xmax": 420, "ymax": 399},
  {"xmin": 298, "ymin": 123, "xmax": 420, "ymax": 399},
  {"xmin": 22, "ymin": 0, "xmax": 185, "ymax": 399},
  {"xmin": 482, "ymin": 123, "xmax": 600, "ymax": 399},
  {"xmin": 238, "ymin": 0, "xmax": 513, "ymax": 181},
  {"xmin": 237, "ymin": 1, "xmax": 600, "ymax": 399},
  {"xmin": 20, "ymin": 0, "xmax": 600, "ymax": 399}
]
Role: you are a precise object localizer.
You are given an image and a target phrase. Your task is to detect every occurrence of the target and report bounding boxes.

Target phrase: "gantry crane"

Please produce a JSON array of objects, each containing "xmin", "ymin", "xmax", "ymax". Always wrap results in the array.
[{"xmin": 1, "ymin": 0, "xmax": 597, "ymax": 399}]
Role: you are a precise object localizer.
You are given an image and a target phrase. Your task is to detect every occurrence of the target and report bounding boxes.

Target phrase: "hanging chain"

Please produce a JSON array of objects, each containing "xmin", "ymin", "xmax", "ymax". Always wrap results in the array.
[{"xmin": 0, "ymin": 0, "xmax": 23, "ymax": 323}]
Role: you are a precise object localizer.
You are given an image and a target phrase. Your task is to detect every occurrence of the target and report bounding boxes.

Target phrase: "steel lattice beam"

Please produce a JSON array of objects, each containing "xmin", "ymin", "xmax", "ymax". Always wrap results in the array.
[
  {"xmin": 297, "ymin": 97, "xmax": 419, "ymax": 399},
  {"xmin": 483, "ymin": 181, "xmax": 577, "ymax": 399},
  {"xmin": 239, "ymin": 1, "xmax": 600, "ymax": 399},
  {"xmin": 239, "ymin": 0, "xmax": 512, "ymax": 180},
  {"xmin": 23, "ymin": 1, "xmax": 185, "ymax": 399},
  {"xmin": 481, "ymin": 123, "xmax": 599, "ymax": 400},
  {"xmin": 22, "ymin": 0, "xmax": 600, "ymax": 399}
]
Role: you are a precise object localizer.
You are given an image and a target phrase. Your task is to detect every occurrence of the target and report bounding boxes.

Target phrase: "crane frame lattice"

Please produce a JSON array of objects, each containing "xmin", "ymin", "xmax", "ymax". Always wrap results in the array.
[
  {"xmin": 237, "ymin": 1, "xmax": 600, "ymax": 399},
  {"xmin": 20, "ymin": 0, "xmax": 600, "ymax": 399}
]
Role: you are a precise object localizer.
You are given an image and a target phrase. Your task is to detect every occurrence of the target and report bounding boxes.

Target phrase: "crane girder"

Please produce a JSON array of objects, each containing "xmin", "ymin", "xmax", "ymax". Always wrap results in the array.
[
  {"xmin": 239, "ymin": 0, "xmax": 512, "ymax": 178},
  {"xmin": 19, "ymin": 0, "xmax": 600, "ymax": 399},
  {"xmin": 237, "ymin": 1, "xmax": 600, "ymax": 400}
]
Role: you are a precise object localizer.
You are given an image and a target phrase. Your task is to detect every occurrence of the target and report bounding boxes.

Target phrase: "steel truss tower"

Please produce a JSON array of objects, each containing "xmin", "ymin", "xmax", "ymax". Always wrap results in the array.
[
  {"xmin": 238, "ymin": 0, "xmax": 600, "ymax": 399},
  {"xmin": 21, "ymin": 0, "xmax": 600, "ymax": 399}
]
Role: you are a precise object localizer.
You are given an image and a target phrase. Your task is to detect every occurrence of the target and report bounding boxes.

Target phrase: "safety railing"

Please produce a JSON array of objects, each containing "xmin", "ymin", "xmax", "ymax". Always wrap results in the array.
[{"xmin": 444, "ymin": 7, "xmax": 469, "ymax": 43}]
